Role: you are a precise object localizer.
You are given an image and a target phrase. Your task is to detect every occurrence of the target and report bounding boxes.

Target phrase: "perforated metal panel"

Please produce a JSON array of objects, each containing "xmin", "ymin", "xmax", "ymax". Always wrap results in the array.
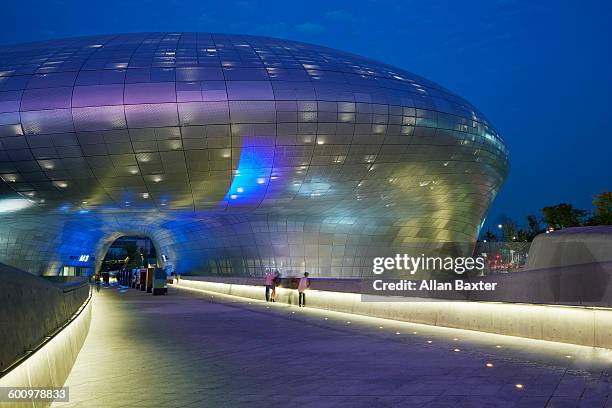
[{"xmin": 0, "ymin": 33, "xmax": 508, "ymax": 277}]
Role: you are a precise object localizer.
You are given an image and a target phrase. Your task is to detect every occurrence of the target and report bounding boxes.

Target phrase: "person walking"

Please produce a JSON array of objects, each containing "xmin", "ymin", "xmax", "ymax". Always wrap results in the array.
[
  {"xmin": 298, "ymin": 272, "xmax": 310, "ymax": 307},
  {"xmin": 270, "ymin": 270, "xmax": 281, "ymax": 302},
  {"xmin": 264, "ymin": 271, "xmax": 274, "ymax": 301}
]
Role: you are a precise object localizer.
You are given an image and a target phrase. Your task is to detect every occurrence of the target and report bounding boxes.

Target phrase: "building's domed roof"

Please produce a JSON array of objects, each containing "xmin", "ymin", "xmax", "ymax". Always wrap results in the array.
[{"xmin": 0, "ymin": 32, "xmax": 508, "ymax": 214}]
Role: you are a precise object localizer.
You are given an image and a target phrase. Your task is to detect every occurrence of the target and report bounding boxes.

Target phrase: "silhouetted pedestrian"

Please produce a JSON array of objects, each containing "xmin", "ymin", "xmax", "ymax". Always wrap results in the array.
[{"xmin": 270, "ymin": 270, "xmax": 281, "ymax": 302}]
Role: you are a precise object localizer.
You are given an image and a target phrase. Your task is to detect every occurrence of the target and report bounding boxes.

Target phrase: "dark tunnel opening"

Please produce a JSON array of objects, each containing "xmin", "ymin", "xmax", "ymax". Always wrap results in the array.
[{"xmin": 100, "ymin": 236, "xmax": 158, "ymax": 274}]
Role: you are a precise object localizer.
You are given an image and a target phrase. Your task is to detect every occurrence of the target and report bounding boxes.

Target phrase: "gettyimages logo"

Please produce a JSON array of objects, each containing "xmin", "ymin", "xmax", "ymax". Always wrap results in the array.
[{"xmin": 372, "ymin": 254, "xmax": 486, "ymax": 275}]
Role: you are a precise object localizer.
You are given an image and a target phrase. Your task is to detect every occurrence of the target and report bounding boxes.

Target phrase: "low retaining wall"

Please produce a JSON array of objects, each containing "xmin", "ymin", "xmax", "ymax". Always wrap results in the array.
[
  {"xmin": 181, "ymin": 265, "xmax": 612, "ymax": 306},
  {"xmin": 176, "ymin": 277, "xmax": 612, "ymax": 349},
  {"xmin": 0, "ymin": 264, "xmax": 89, "ymax": 372},
  {"xmin": 0, "ymin": 295, "xmax": 91, "ymax": 408},
  {"xmin": 0, "ymin": 263, "xmax": 92, "ymax": 407}
]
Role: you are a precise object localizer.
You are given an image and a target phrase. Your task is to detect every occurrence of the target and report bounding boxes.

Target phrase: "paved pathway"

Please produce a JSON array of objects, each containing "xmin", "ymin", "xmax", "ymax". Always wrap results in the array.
[{"xmin": 54, "ymin": 284, "xmax": 612, "ymax": 407}]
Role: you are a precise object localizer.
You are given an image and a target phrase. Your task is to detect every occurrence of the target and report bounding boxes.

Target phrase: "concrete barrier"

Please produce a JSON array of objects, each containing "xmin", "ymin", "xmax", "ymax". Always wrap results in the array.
[
  {"xmin": 0, "ymin": 264, "xmax": 89, "ymax": 372},
  {"xmin": 0, "ymin": 263, "xmax": 92, "ymax": 407},
  {"xmin": 0, "ymin": 295, "xmax": 91, "ymax": 408},
  {"xmin": 176, "ymin": 277, "xmax": 612, "ymax": 349},
  {"xmin": 527, "ymin": 226, "xmax": 612, "ymax": 270}
]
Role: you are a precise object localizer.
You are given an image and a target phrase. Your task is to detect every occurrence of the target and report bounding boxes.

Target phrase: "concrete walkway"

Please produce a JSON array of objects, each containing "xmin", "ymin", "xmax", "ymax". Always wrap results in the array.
[{"xmin": 54, "ymin": 285, "xmax": 612, "ymax": 407}]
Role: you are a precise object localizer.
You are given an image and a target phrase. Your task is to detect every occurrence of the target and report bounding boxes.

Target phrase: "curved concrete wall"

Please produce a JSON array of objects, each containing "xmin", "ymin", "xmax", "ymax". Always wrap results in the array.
[
  {"xmin": 181, "ymin": 261, "xmax": 612, "ymax": 307},
  {"xmin": 0, "ymin": 295, "xmax": 91, "ymax": 408},
  {"xmin": 176, "ymin": 277, "xmax": 612, "ymax": 349},
  {"xmin": 0, "ymin": 263, "xmax": 89, "ymax": 372},
  {"xmin": 526, "ymin": 226, "xmax": 612, "ymax": 270}
]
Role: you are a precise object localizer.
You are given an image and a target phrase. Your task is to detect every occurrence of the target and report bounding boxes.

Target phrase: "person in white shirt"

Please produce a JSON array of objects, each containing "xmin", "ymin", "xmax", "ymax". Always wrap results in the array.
[{"xmin": 298, "ymin": 272, "xmax": 310, "ymax": 307}]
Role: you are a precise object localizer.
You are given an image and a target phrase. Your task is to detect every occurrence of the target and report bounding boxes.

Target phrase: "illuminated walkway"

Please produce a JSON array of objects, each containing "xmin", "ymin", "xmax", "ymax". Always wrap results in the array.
[{"xmin": 54, "ymin": 285, "xmax": 612, "ymax": 407}]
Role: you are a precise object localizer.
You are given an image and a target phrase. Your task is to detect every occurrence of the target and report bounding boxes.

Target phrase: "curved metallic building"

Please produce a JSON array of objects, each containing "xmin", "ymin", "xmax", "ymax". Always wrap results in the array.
[{"xmin": 0, "ymin": 33, "xmax": 509, "ymax": 277}]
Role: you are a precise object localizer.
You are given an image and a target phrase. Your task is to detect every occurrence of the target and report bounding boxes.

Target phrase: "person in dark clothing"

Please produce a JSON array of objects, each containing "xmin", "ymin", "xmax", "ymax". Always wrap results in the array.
[{"xmin": 270, "ymin": 271, "xmax": 281, "ymax": 302}]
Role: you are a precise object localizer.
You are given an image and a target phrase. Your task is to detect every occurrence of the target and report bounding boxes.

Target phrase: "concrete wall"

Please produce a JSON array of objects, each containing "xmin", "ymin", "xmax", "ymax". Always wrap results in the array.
[
  {"xmin": 176, "ymin": 277, "xmax": 612, "ymax": 349},
  {"xmin": 527, "ymin": 226, "xmax": 612, "ymax": 269},
  {"xmin": 182, "ymin": 261, "xmax": 612, "ymax": 307},
  {"xmin": 0, "ymin": 263, "xmax": 89, "ymax": 373},
  {"xmin": 0, "ymin": 298, "xmax": 91, "ymax": 408}
]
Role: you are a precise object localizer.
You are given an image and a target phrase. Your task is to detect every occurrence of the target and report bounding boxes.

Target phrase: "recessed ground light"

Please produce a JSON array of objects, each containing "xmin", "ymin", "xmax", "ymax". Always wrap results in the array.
[
  {"xmin": 486, "ymin": 363, "xmax": 494, "ymax": 367},
  {"xmin": 515, "ymin": 384, "xmax": 524, "ymax": 390},
  {"xmin": 378, "ymin": 326, "xmax": 383, "ymax": 329},
  {"xmin": 413, "ymin": 331, "xmax": 417, "ymax": 334},
  {"xmin": 427, "ymin": 340, "xmax": 432, "ymax": 344},
  {"xmin": 565, "ymin": 355, "xmax": 572, "ymax": 359},
  {"xmin": 453, "ymin": 348, "xmax": 460, "ymax": 352},
  {"xmin": 395, "ymin": 332, "xmax": 400, "ymax": 335},
  {"xmin": 346, "ymin": 321, "xmax": 351, "ymax": 324},
  {"xmin": 495, "ymin": 345, "xmax": 502, "ymax": 348},
  {"xmin": 324, "ymin": 317, "xmax": 328, "ymax": 320},
  {"xmin": 453, "ymin": 338, "xmax": 458, "ymax": 341}
]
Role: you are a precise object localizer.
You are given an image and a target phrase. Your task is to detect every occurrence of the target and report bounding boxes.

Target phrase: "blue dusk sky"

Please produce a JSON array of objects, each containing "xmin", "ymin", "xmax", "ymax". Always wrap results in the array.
[{"xmin": 1, "ymin": 0, "xmax": 610, "ymax": 229}]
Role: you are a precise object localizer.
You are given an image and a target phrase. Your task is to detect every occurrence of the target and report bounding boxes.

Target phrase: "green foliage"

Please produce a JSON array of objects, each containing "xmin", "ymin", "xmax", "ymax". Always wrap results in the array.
[
  {"xmin": 591, "ymin": 191, "xmax": 612, "ymax": 225},
  {"xmin": 526, "ymin": 214, "xmax": 542, "ymax": 239},
  {"xmin": 541, "ymin": 203, "xmax": 587, "ymax": 230},
  {"xmin": 480, "ymin": 191, "xmax": 609, "ymax": 243},
  {"xmin": 497, "ymin": 214, "xmax": 518, "ymax": 241},
  {"xmin": 125, "ymin": 247, "xmax": 146, "ymax": 269},
  {"xmin": 483, "ymin": 230, "xmax": 498, "ymax": 242},
  {"xmin": 515, "ymin": 229, "xmax": 530, "ymax": 242}
]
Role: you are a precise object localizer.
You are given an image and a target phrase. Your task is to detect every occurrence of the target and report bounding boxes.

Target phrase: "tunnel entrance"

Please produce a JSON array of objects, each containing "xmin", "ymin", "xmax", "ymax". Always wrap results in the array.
[
  {"xmin": 97, "ymin": 235, "xmax": 167, "ymax": 294},
  {"xmin": 101, "ymin": 236, "xmax": 157, "ymax": 273}
]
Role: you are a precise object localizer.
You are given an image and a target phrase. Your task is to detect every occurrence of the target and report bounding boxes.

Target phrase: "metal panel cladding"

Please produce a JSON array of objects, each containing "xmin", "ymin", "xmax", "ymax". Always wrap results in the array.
[{"xmin": 0, "ymin": 33, "xmax": 509, "ymax": 277}]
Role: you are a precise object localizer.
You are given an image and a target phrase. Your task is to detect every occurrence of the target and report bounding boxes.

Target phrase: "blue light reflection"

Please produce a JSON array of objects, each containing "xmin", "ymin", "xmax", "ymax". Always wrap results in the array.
[{"xmin": 223, "ymin": 137, "xmax": 275, "ymax": 207}]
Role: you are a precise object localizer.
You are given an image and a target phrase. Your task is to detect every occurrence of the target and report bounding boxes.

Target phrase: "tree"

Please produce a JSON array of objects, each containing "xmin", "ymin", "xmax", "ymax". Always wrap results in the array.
[
  {"xmin": 498, "ymin": 214, "xmax": 518, "ymax": 241},
  {"xmin": 591, "ymin": 191, "xmax": 612, "ymax": 225},
  {"xmin": 483, "ymin": 230, "xmax": 498, "ymax": 242},
  {"xmin": 526, "ymin": 214, "xmax": 542, "ymax": 240},
  {"xmin": 123, "ymin": 244, "xmax": 144, "ymax": 269},
  {"xmin": 515, "ymin": 228, "xmax": 530, "ymax": 242},
  {"xmin": 541, "ymin": 203, "xmax": 587, "ymax": 230}
]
